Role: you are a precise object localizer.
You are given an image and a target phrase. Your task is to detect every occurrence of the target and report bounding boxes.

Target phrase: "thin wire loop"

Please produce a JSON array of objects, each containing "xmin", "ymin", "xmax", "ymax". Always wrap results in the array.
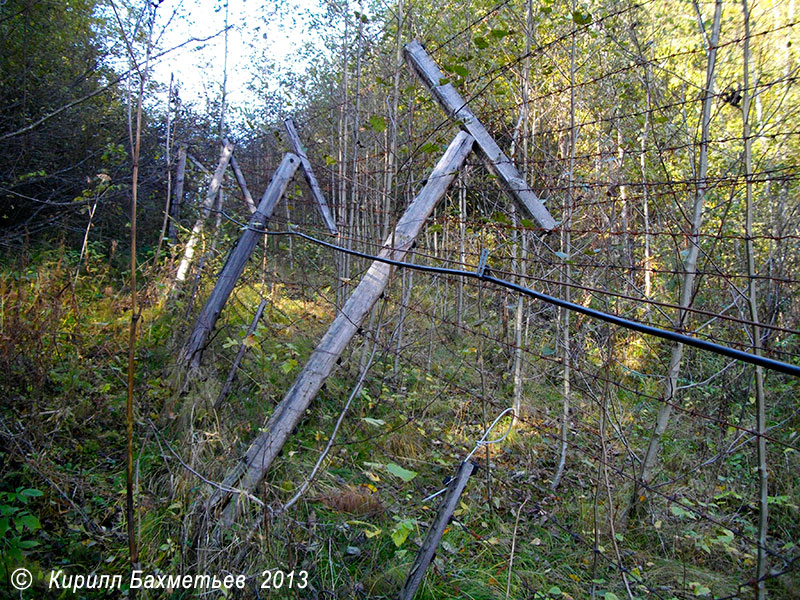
[{"xmin": 422, "ymin": 408, "xmax": 516, "ymax": 503}]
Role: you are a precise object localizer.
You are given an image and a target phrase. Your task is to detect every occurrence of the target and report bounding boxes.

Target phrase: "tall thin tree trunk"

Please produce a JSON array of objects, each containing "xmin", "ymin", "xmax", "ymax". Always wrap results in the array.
[
  {"xmin": 393, "ymin": 254, "xmax": 413, "ymax": 376},
  {"xmin": 153, "ymin": 73, "xmax": 174, "ymax": 269},
  {"xmin": 457, "ymin": 172, "xmax": 466, "ymax": 329},
  {"xmin": 742, "ymin": 2, "xmax": 768, "ymax": 595},
  {"xmin": 511, "ymin": 204, "xmax": 527, "ymax": 427},
  {"xmin": 552, "ymin": 5, "xmax": 577, "ymax": 491},
  {"xmin": 640, "ymin": 55, "xmax": 653, "ymax": 305},
  {"xmin": 169, "ymin": 144, "xmax": 186, "ymax": 246},
  {"xmin": 336, "ymin": 5, "xmax": 351, "ymax": 308},
  {"xmin": 383, "ymin": 0, "xmax": 403, "ymax": 240},
  {"xmin": 346, "ymin": 0, "xmax": 364, "ymax": 285},
  {"xmin": 628, "ymin": 0, "xmax": 724, "ymax": 523}
]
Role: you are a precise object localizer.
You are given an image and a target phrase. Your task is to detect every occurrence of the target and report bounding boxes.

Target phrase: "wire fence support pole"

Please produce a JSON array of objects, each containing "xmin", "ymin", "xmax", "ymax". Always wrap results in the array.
[
  {"xmin": 206, "ymin": 132, "xmax": 475, "ymax": 527},
  {"xmin": 284, "ymin": 118, "xmax": 338, "ymax": 234},
  {"xmin": 180, "ymin": 153, "xmax": 300, "ymax": 369},
  {"xmin": 398, "ymin": 460, "xmax": 477, "ymax": 600},
  {"xmin": 403, "ymin": 39, "xmax": 556, "ymax": 230}
]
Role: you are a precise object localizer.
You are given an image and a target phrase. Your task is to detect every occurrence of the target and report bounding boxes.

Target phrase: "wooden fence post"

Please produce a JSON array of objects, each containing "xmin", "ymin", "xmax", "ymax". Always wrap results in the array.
[
  {"xmin": 404, "ymin": 40, "xmax": 556, "ymax": 230},
  {"xmin": 207, "ymin": 132, "xmax": 476, "ymax": 524},
  {"xmin": 230, "ymin": 153, "xmax": 258, "ymax": 214},
  {"xmin": 181, "ymin": 153, "xmax": 300, "ymax": 369},
  {"xmin": 284, "ymin": 118, "xmax": 338, "ymax": 234},
  {"xmin": 168, "ymin": 144, "xmax": 187, "ymax": 244},
  {"xmin": 399, "ymin": 460, "xmax": 477, "ymax": 600},
  {"xmin": 215, "ymin": 298, "xmax": 267, "ymax": 409}
]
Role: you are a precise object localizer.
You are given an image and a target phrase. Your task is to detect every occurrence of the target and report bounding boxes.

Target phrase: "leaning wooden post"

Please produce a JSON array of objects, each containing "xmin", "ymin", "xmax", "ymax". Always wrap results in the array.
[
  {"xmin": 208, "ymin": 132, "xmax": 475, "ymax": 524},
  {"xmin": 175, "ymin": 141, "xmax": 235, "ymax": 282},
  {"xmin": 230, "ymin": 153, "xmax": 258, "ymax": 214},
  {"xmin": 168, "ymin": 144, "xmax": 187, "ymax": 244},
  {"xmin": 284, "ymin": 118, "xmax": 338, "ymax": 234},
  {"xmin": 399, "ymin": 460, "xmax": 477, "ymax": 600},
  {"xmin": 181, "ymin": 153, "xmax": 300, "ymax": 369},
  {"xmin": 215, "ymin": 298, "xmax": 267, "ymax": 409},
  {"xmin": 404, "ymin": 40, "xmax": 555, "ymax": 230}
]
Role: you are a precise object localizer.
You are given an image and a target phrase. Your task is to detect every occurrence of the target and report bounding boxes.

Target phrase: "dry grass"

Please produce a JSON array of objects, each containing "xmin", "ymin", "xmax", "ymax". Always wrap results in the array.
[{"xmin": 314, "ymin": 484, "xmax": 384, "ymax": 516}]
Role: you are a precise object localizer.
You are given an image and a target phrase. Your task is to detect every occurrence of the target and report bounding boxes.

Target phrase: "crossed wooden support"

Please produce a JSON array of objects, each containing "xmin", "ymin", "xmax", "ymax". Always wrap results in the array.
[
  {"xmin": 203, "ymin": 40, "xmax": 555, "ymax": 530},
  {"xmin": 179, "ymin": 119, "xmax": 337, "ymax": 370}
]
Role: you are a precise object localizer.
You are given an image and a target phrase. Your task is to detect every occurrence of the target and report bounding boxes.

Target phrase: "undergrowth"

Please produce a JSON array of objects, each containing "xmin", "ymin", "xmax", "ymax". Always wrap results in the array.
[{"xmin": 1, "ymin": 244, "xmax": 798, "ymax": 599}]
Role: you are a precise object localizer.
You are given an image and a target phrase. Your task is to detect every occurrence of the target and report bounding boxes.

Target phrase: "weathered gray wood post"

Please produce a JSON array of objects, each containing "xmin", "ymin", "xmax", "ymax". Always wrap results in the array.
[
  {"xmin": 208, "ymin": 132, "xmax": 476, "ymax": 523},
  {"xmin": 181, "ymin": 153, "xmax": 300, "ymax": 368},
  {"xmin": 404, "ymin": 39, "xmax": 556, "ymax": 230},
  {"xmin": 399, "ymin": 460, "xmax": 477, "ymax": 600},
  {"xmin": 230, "ymin": 153, "xmax": 258, "ymax": 214},
  {"xmin": 215, "ymin": 298, "xmax": 267, "ymax": 409},
  {"xmin": 175, "ymin": 141, "xmax": 235, "ymax": 282},
  {"xmin": 284, "ymin": 118, "xmax": 338, "ymax": 234},
  {"xmin": 168, "ymin": 144, "xmax": 187, "ymax": 244}
]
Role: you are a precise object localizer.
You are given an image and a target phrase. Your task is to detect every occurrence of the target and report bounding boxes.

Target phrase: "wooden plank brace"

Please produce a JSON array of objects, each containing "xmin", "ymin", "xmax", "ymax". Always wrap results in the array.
[
  {"xmin": 207, "ymin": 131, "xmax": 476, "ymax": 525},
  {"xmin": 398, "ymin": 460, "xmax": 477, "ymax": 600},
  {"xmin": 403, "ymin": 39, "xmax": 556, "ymax": 231},
  {"xmin": 284, "ymin": 118, "xmax": 338, "ymax": 234}
]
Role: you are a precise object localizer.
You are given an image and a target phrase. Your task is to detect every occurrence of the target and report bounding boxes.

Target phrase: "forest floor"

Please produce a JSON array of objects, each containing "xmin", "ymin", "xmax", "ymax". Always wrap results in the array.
[{"xmin": 1, "ymin": 245, "xmax": 798, "ymax": 599}]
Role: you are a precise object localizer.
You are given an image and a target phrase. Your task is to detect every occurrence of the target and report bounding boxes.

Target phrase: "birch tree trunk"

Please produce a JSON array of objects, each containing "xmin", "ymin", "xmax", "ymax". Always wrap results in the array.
[
  {"xmin": 511, "ymin": 204, "xmax": 527, "ymax": 427},
  {"xmin": 552, "ymin": 8, "xmax": 577, "ymax": 491},
  {"xmin": 175, "ymin": 141, "xmax": 234, "ymax": 283},
  {"xmin": 627, "ymin": 0, "xmax": 724, "ymax": 523},
  {"xmin": 742, "ymin": 2, "xmax": 768, "ymax": 594}
]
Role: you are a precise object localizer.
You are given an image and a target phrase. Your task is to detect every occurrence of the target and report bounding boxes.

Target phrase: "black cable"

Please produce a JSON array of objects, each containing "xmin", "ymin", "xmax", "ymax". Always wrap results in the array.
[{"xmin": 249, "ymin": 226, "xmax": 800, "ymax": 378}]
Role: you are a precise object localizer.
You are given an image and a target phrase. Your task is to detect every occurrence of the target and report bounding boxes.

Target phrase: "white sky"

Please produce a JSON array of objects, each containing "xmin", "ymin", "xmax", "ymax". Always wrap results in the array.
[{"xmin": 150, "ymin": 0, "xmax": 326, "ymax": 119}]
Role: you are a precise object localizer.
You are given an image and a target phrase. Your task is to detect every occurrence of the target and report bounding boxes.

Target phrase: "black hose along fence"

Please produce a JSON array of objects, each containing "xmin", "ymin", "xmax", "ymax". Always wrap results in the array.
[
  {"xmin": 165, "ymin": 166, "xmax": 800, "ymax": 598},
  {"xmin": 159, "ymin": 14, "xmax": 800, "ymax": 600}
]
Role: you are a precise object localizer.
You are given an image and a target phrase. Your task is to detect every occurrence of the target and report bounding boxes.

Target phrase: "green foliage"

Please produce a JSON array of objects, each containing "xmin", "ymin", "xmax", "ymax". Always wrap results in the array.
[
  {"xmin": 0, "ymin": 486, "xmax": 43, "ymax": 565},
  {"xmin": 386, "ymin": 463, "xmax": 418, "ymax": 482}
]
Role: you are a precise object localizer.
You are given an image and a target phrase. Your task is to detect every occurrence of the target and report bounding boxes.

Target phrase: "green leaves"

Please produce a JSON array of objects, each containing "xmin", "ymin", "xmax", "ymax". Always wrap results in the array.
[
  {"xmin": 16, "ymin": 489, "xmax": 43, "ymax": 501},
  {"xmin": 367, "ymin": 115, "xmax": 386, "ymax": 133},
  {"xmin": 670, "ymin": 504, "xmax": 697, "ymax": 520},
  {"xmin": 492, "ymin": 211, "xmax": 510, "ymax": 225},
  {"xmin": 386, "ymin": 462, "xmax": 418, "ymax": 482},
  {"xmin": 571, "ymin": 10, "xmax": 592, "ymax": 25},
  {"xmin": 391, "ymin": 519, "xmax": 416, "ymax": 547},
  {"xmin": 280, "ymin": 358, "xmax": 298, "ymax": 374},
  {"xmin": 419, "ymin": 142, "xmax": 441, "ymax": 153},
  {"xmin": 0, "ymin": 488, "xmax": 42, "ymax": 561},
  {"xmin": 689, "ymin": 582, "xmax": 711, "ymax": 597},
  {"xmin": 473, "ymin": 36, "xmax": 489, "ymax": 49},
  {"xmin": 444, "ymin": 63, "xmax": 469, "ymax": 79},
  {"xmin": 489, "ymin": 28, "xmax": 512, "ymax": 39},
  {"xmin": 472, "ymin": 30, "xmax": 512, "ymax": 52}
]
